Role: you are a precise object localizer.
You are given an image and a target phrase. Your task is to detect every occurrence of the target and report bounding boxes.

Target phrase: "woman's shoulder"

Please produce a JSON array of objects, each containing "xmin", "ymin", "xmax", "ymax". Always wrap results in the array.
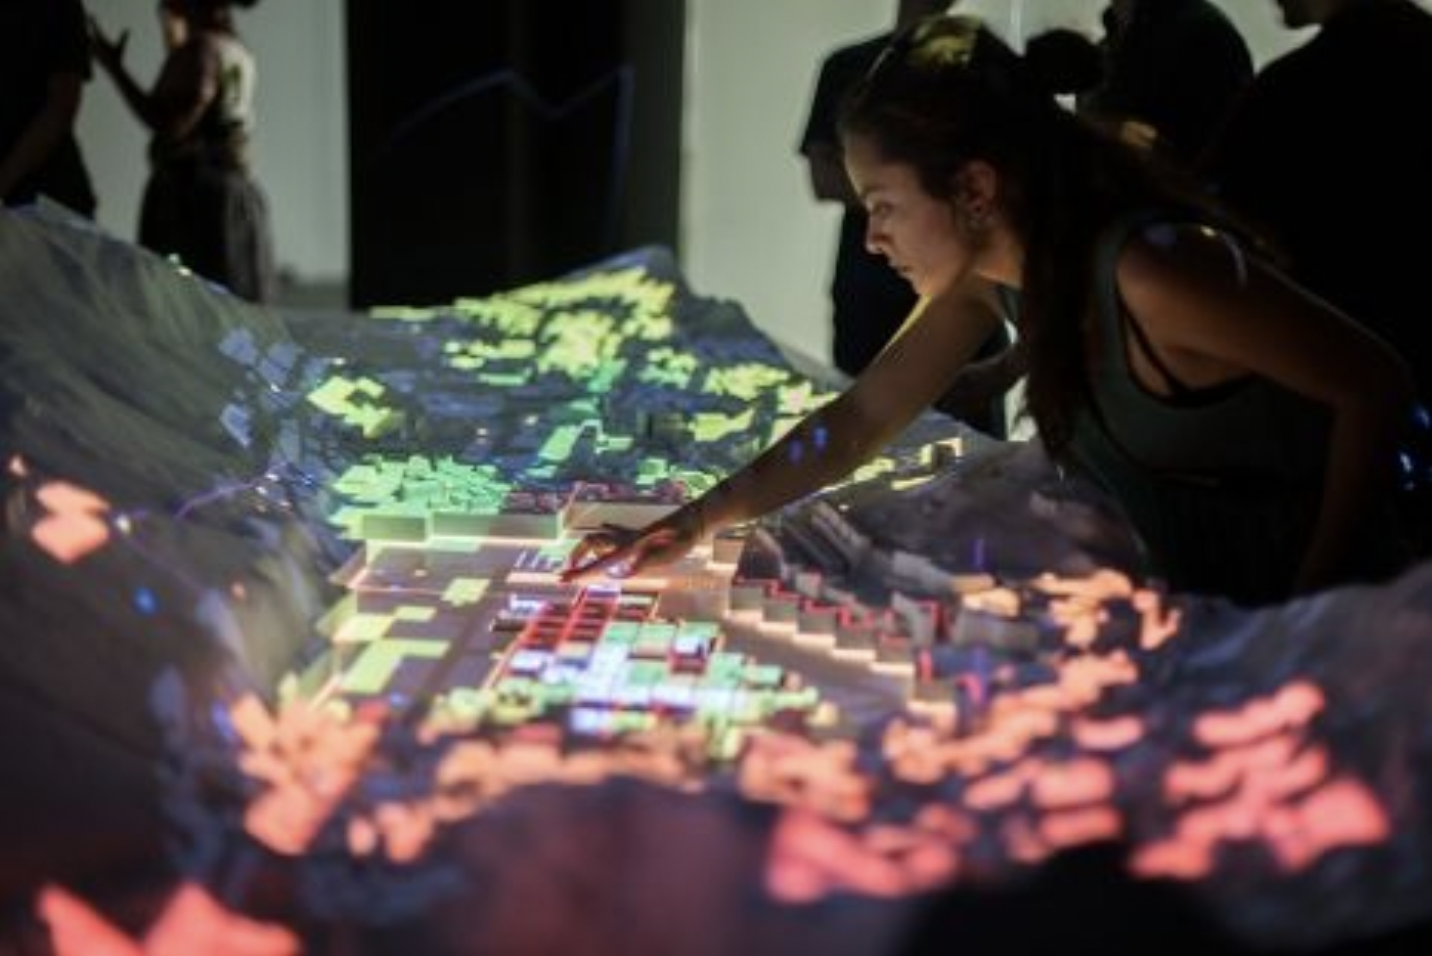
[
  {"xmin": 1094, "ymin": 209, "xmax": 1213, "ymax": 287},
  {"xmin": 1102, "ymin": 206, "xmax": 1217, "ymax": 244},
  {"xmin": 1103, "ymin": 210, "xmax": 1263, "ymax": 332},
  {"xmin": 1104, "ymin": 207, "xmax": 1244, "ymax": 270}
]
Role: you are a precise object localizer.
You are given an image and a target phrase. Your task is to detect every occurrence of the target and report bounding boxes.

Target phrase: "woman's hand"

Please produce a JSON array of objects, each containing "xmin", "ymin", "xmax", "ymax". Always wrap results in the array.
[{"xmin": 560, "ymin": 514, "xmax": 704, "ymax": 584}]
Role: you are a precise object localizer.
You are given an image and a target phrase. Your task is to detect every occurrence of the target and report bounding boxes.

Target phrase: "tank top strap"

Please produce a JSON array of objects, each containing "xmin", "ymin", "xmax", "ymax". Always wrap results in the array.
[{"xmin": 1092, "ymin": 209, "xmax": 1209, "ymax": 394}]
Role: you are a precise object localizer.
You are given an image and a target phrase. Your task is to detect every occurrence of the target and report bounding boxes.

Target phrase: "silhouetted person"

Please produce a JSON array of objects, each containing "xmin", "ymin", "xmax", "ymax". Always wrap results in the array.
[
  {"xmin": 799, "ymin": 0, "xmax": 1012, "ymax": 437},
  {"xmin": 1080, "ymin": 0, "xmax": 1253, "ymax": 166},
  {"xmin": 1201, "ymin": 0, "xmax": 1432, "ymax": 409},
  {"xmin": 1022, "ymin": 26, "xmax": 1104, "ymax": 99},
  {"xmin": 91, "ymin": 0, "xmax": 275, "ymax": 303},
  {"xmin": 0, "ymin": 0, "xmax": 97, "ymax": 217}
]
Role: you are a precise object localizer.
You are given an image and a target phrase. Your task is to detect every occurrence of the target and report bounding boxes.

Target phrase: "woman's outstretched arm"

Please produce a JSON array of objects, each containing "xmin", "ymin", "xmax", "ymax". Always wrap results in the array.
[{"xmin": 562, "ymin": 277, "xmax": 1010, "ymax": 581}]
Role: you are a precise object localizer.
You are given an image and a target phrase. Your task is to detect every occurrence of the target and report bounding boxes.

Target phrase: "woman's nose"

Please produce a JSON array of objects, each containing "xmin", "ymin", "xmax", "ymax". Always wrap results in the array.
[{"xmin": 864, "ymin": 221, "xmax": 886, "ymax": 256}]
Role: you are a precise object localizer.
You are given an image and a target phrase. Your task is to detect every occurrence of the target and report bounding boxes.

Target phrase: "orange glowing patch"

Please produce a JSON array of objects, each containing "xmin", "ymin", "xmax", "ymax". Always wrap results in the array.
[
  {"xmin": 1244, "ymin": 744, "xmax": 1329, "ymax": 803},
  {"xmin": 1038, "ymin": 805, "xmax": 1122, "ymax": 849},
  {"xmin": 244, "ymin": 785, "xmax": 335, "ymax": 856},
  {"xmin": 765, "ymin": 809, "xmax": 906, "ymax": 901},
  {"xmin": 36, "ymin": 480, "xmax": 110, "ymax": 515},
  {"xmin": 237, "ymin": 701, "xmax": 382, "ymax": 855},
  {"xmin": 1071, "ymin": 715, "xmax": 1145, "ymax": 751},
  {"xmin": 964, "ymin": 764, "xmax": 1033, "ymax": 811},
  {"xmin": 31, "ymin": 512, "xmax": 110, "ymax": 564},
  {"xmin": 1268, "ymin": 776, "xmax": 1390, "ymax": 872},
  {"xmin": 371, "ymin": 801, "xmax": 435, "ymax": 864},
  {"xmin": 895, "ymin": 837, "xmax": 962, "ymax": 886},
  {"xmin": 1178, "ymin": 792, "xmax": 1264, "ymax": 842},
  {"xmin": 1030, "ymin": 757, "xmax": 1115, "ymax": 809},
  {"xmin": 1165, "ymin": 753, "xmax": 1244, "ymax": 803},
  {"xmin": 39, "ymin": 881, "xmax": 300, "ymax": 956},
  {"xmin": 1130, "ymin": 835, "xmax": 1215, "ymax": 880},
  {"xmin": 912, "ymin": 802, "xmax": 977, "ymax": 842},
  {"xmin": 227, "ymin": 693, "xmax": 278, "ymax": 750},
  {"xmin": 1194, "ymin": 682, "xmax": 1325, "ymax": 748}
]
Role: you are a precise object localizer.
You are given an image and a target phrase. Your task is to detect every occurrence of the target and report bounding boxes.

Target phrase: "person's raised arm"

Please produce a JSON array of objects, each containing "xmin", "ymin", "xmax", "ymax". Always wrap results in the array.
[
  {"xmin": 1116, "ymin": 223, "xmax": 1415, "ymax": 593},
  {"xmin": 562, "ymin": 277, "xmax": 1008, "ymax": 581},
  {"xmin": 91, "ymin": 20, "xmax": 217, "ymax": 141},
  {"xmin": 89, "ymin": 20, "xmax": 152, "ymax": 125}
]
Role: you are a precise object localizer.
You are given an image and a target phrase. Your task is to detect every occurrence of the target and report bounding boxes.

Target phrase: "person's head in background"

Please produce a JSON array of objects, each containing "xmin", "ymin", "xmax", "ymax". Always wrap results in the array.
[
  {"xmin": 837, "ymin": 13, "xmax": 1212, "ymax": 451},
  {"xmin": 898, "ymin": 0, "xmax": 952, "ymax": 31},
  {"xmin": 1104, "ymin": 0, "xmax": 1136, "ymax": 29},
  {"xmin": 1272, "ymin": 0, "xmax": 1360, "ymax": 29},
  {"xmin": 158, "ymin": 0, "xmax": 257, "ymax": 46}
]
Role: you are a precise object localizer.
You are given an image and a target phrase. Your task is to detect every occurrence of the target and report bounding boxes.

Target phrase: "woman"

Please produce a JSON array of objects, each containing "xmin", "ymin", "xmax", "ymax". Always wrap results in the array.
[
  {"xmin": 91, "ymin": 0, "xmax": 274, "ymax": 303},
  {"xmin": 565, "ymin": 14, "xmax": 1414, "ymax": 605}
]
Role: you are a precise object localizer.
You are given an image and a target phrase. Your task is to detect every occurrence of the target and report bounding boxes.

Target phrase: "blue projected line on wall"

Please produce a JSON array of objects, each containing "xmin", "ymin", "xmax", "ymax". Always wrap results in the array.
[{"xmin": 371, "ymin": 67, "xmax": 636, "ymax": 247}]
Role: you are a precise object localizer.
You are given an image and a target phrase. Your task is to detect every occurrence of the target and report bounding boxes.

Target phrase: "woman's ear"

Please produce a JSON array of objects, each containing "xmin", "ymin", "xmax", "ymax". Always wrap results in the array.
[
  {"xmin": 953, "ymin": 160, "xmax": 998, "ymax": 209},
  {"xmin": 952, "ymin": 160, "xmax": 999, "ymax": 229}
]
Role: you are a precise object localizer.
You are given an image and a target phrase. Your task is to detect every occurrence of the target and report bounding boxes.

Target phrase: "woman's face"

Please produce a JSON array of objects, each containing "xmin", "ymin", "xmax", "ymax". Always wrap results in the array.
[{"xmin": 843, "ymin": 132, "xmax": 970, "ymax": 298}]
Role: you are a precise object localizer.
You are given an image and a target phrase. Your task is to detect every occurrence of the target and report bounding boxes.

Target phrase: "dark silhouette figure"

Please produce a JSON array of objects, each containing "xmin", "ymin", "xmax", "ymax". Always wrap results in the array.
[
  {"xmin": 0, "ymin": 0, "xmax": 97, "ymax": 217},
  {"xmin": 1201, "ymin": 0, "xmax": 1432, "ymax": 410},
  {"xmin": 91, "ymin": 0, "xmax": 275, "ymax": 303},
  {"xmin": 799, "ymin": 0, "xmax": 943, "ymax": 381},
  {"xmin": 1080, "ymin": 0, "xmax": 1253, "ymax": 166},
  {"xmin": 799, "ymin": 0, "xmax": 1012, "ymax": 437}
]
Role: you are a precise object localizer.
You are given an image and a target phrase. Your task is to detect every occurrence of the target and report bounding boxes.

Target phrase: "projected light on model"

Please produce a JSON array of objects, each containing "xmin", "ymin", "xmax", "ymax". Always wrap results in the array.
[{"xmin": 14, "ymin": 208, "xmax": 1429, "ymax": 956}]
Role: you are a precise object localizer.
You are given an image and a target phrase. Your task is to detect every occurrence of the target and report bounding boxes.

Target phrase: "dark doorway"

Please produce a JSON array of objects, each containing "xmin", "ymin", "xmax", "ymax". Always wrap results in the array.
[{"xmin": 346, "ymin": 1, "xmax": 685, "ymax": 308}]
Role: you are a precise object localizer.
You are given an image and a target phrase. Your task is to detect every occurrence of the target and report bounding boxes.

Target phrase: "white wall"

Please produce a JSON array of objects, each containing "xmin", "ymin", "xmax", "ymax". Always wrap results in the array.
[
  {"xmin": 76, "ymin": 0, "xmax": 348, "ymax": 287},
  {"xmin": 680, "ymin": 0, "xmax": 872, "ymax": 363}
]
